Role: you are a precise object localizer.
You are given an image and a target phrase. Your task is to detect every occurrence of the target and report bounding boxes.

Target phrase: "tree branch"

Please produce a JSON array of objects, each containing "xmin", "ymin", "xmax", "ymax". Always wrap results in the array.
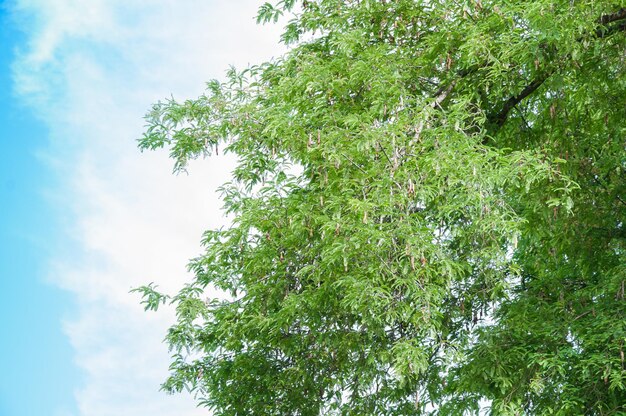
[
  {"xmin": 487, "ymin": 72, "xmax": 552, "ymax": 129},
  {"xmin": 598, "ymin": 8, "xmax": 626, "ymax": 25},
  {"xmin": 486, "ymin": 8, "xmax": 626, "ymax": 133},
  {"xmin": 432, "ymin": 80, "xmax": 457, "ymax": 109}
]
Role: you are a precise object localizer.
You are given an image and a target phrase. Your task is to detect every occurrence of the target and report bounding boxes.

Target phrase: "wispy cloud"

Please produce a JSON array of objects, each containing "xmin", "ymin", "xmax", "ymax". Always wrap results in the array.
[{"xmin": 12, "ymin": 1, "xmax": 283, "ymax": 414}]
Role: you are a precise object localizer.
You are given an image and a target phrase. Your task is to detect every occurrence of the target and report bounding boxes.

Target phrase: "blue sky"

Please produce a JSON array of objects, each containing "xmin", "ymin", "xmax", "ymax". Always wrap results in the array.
[
  {"xmin": 0, "ymin": 1, "xmax": 282, "ymax": 415},
  {"xmin": 0, "ymin": 8, "xmax": 80, "ymax": 415}
]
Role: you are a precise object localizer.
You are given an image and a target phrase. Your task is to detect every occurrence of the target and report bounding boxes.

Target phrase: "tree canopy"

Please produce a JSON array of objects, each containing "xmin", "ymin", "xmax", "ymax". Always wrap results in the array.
[{"xmin": 135, "ymin": 1, "xmax": 626, "ymax": 414}]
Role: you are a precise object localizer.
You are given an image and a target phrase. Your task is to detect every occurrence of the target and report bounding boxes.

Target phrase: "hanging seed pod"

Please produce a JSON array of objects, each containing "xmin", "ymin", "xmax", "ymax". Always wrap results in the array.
[{"xmin": 408, "ymin": 179, "xmax": 415, "ymax": 197}]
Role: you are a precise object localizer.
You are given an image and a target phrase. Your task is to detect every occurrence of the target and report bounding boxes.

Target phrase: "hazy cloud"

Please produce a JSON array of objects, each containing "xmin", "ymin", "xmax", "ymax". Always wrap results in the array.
[{"xmin": 12, "ymin": 1, "xmax": 284, "ymax": 414}]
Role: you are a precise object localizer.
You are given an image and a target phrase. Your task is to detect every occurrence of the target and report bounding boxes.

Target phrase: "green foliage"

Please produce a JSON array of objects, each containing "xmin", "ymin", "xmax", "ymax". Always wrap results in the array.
[
  {"xmin": 137, "ymin": 1, "xmax": 626, "ymax": 414},
  {"xmin": 131, "ymin": 283, "xmax": 169, "ymax": 312}
]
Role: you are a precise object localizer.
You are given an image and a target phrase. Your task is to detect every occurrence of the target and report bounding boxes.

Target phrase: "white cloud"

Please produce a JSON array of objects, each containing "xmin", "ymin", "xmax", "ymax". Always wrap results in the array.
[{"xmin": 12, "ymin": 1, "xmax": 284, "ymax": 414}]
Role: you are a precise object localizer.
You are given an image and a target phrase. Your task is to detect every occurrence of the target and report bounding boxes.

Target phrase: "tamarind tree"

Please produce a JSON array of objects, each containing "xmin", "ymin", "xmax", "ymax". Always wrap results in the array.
[{"xmin": 135, "ymin": 1, "xmax": 626, "ymax": 414}]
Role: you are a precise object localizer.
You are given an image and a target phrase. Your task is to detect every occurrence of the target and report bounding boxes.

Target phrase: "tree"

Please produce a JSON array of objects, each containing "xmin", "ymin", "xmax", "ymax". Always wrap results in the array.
[{"xmin": 135, "ymin": 1, "xmax": 626, "ymax": 414}]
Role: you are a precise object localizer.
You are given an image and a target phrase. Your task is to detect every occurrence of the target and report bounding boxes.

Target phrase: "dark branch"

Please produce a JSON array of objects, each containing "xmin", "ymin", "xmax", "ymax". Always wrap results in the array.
[
  {"xmin": 487, "ymin": 72, "xmax": 552, "ymax": 129},
  {"xmin": 598, "ymin": 8, "xmax": 626, "ymax": 25},
  {"xmin": 486, "ymin": 9, "xmax": 626, "ymax": 134}
]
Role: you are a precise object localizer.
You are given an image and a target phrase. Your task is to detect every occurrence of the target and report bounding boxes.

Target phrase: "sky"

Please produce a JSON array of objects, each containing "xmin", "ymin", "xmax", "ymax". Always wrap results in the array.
[{"xmin": 0, "ymin": 1, "xmax": 283, "ymax": 415}]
